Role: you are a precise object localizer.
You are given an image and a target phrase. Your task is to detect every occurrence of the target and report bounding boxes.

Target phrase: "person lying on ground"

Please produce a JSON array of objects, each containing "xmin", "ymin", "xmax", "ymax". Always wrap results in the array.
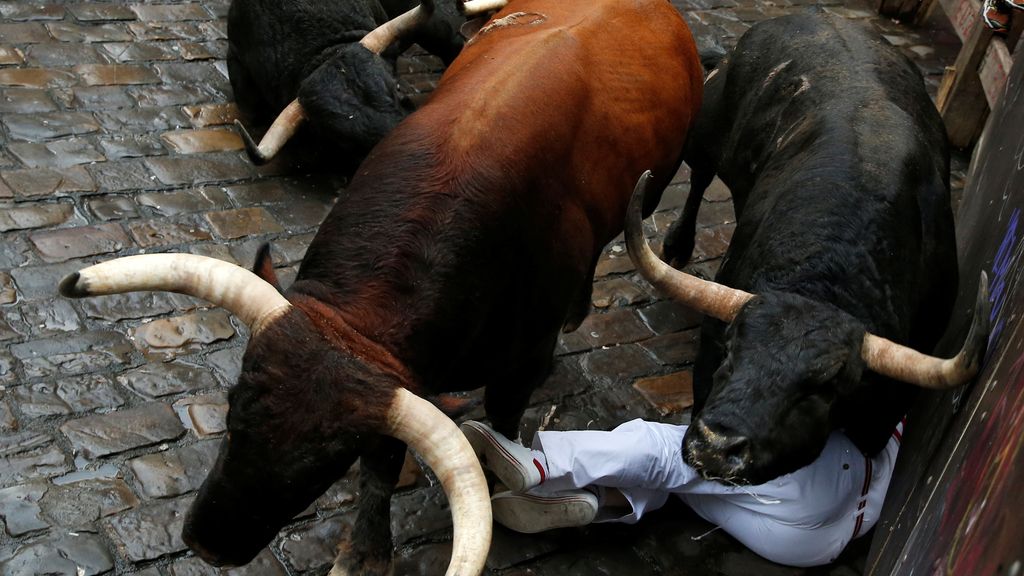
[{"xmin": 461, "ymin": 417, "xmax": 903, "ymax": 567}]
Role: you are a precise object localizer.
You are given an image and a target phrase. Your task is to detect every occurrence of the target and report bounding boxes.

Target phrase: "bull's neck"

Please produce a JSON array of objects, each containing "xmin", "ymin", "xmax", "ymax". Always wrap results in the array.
[{"xmin": 287, "ymin": 291, "xmax": 422, "ymax": 395}]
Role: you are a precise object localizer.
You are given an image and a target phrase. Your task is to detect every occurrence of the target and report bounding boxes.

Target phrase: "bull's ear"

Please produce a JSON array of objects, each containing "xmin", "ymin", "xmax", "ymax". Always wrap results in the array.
[
  {"xmin": 460, "ymin": 17, "xmax": 486, "ymax": 40},
  {"xmin": 252, "ymin": 243, "xmax": 283, "ymax": 293}
]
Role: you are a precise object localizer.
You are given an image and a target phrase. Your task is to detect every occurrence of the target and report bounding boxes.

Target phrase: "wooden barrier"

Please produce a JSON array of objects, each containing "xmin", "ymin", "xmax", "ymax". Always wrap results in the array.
[
  {"xmin": 866, "ymin": 51, "xmax": 1024, "ymax": 575},
  {"xmin": 882, "ymin": 0, "xmax": 1020, "ymax": 147}
]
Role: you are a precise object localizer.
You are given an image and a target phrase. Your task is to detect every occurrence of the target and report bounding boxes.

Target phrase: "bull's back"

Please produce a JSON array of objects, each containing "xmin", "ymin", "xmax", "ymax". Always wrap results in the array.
[{"xmin": 418, "ymin": 0, "xmax": 702, "ymax": 244}]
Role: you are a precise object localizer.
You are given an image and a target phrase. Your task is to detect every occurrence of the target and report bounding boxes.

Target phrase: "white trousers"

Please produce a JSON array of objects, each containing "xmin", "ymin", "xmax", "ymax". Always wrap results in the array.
[{"xmin": 533, "ymin": 419, "xmax": 901, "ymax": 567}]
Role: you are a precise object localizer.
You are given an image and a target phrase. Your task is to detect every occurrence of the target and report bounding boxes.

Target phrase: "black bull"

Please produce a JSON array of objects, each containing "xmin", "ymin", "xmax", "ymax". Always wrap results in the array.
[{"xmin": 628, "ymin": 12, "xmax": 989, "ymax": 486}]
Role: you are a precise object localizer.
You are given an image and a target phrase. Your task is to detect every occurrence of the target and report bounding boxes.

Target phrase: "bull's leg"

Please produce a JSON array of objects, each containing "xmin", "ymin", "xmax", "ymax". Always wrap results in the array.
[
  {"xmin": 331, "ymin": 437, "xmax": 406, "ymax": 576},
  {"xmin": 484, "ymin": 336, "xmax": 557, "ymax": 439},
  {"xmin": 662, "ymin": 167, "xmax": 714, "ymax": 269},
  {"xmin": 562, "ymin": 259, "xmax": 596, "ymax": 334}
]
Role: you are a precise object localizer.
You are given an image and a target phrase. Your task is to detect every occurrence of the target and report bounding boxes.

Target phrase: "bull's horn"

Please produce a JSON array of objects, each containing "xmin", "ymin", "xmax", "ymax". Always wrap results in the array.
[
  {"xmin": 236, "ymin": 99, "xmax": 306, "ymax": 166},
  {"xmin": 460, "ymin": 0, "xmax": 509, "ymax": 16},
  {"xmin": 862, "ymin": 271, "xmax": 991, "ymax": 389},
  {"xmin": 385, "ymin": 387, "xmax": 491, "ymax": 576},
  {"xmin": 359, "ymin": 0, "xmax": 435, "ymax": 55},
  {"xmin": 626, "ymin": 171, "xmax": 754, "ymax": 322},
  {"xmin": 58, "ymin": 254, "xmax": 292, "ymax": 335}
]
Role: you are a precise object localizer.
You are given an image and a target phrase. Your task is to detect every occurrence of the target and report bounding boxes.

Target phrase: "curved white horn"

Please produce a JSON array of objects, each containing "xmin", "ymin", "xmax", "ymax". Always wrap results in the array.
[
  {"xmin": 626, "ymin": 170, "xmax": 754, "ymax": 322},
  {"xmin": 59, "ymin": 254, "xmax": 291, "ymax": 334},
  {"xmin": 385, "ymin": 387, "xmax": 491, "ymax": 576},
  {"xmin": 460, "ymin": 0, "xmax": 509, "ymax": 16},
  {"xmin": 360, "ymin": 0, "xmax": 435, "ymax": 55},
  {"xmin": 862, "ymin": 271, "xmax": 991, "ymax": 388},
  {"xmin": 236, "ymin": 99, "xmax": 306, "ymax": 166}
]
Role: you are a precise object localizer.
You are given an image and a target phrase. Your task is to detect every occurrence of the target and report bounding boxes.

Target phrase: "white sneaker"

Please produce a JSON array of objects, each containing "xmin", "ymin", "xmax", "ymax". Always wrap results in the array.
[
  {"xmin": 460, "ymin": 420, "xmax": 544, "ymax": 492},
  {"xmin": 491, "ymin": 489, "xmax": 599, "ymax": 533}
]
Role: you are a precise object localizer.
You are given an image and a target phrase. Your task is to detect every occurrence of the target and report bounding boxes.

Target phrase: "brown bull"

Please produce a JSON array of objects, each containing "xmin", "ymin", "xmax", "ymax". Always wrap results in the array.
[{"xmin": 59, "ymin": 0, "xmax": 703, "ymax": 573}]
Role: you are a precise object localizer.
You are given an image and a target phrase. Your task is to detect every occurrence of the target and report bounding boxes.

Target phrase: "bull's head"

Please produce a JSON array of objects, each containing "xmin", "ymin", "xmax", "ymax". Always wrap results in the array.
[
  {"xmin": 626, "ymin": 171, "xmax": 990, "ymax": 484},
  {"xmin": 235, "ymin": 0, "xmax": 439, "ymax": 165},
  {"xmin": 58, "ymin": 249, "xmax": 491, "ymax": 573}
]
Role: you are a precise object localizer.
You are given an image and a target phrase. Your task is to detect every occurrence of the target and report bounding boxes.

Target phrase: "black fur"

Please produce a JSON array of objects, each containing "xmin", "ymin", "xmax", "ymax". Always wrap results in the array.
[
  {"xmin": 670, "ymin": 13, "xmax": 957, "ymax": 484},
  {"xmin": 227, "ymin": 0, "xmax": 464, "ymax": 159}
]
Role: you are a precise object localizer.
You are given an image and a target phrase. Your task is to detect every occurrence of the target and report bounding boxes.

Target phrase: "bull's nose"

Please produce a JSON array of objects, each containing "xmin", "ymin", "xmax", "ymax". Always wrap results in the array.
[{"xmin": 685, "ymin": 419, "xmax": 752, "ymax": 479}]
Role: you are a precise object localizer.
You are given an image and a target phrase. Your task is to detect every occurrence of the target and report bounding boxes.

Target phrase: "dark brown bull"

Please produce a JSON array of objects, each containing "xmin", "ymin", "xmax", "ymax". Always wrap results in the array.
[{"xmin": 58, "ymin": 0, "xmax": 703, "ymax": 573}]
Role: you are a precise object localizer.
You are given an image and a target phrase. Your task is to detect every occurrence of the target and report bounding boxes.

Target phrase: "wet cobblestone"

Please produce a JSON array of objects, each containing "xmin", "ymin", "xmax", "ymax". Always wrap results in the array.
[{"xmin": 0, "ymin": 0, "xmax": 963, "ymax": 573}]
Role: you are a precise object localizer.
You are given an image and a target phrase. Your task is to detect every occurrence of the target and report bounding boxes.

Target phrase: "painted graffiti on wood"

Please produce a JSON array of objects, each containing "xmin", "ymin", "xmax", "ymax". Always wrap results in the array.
[{"xmin": 868, "ymin": 55, "xmax": 1024, "ymax": 575}]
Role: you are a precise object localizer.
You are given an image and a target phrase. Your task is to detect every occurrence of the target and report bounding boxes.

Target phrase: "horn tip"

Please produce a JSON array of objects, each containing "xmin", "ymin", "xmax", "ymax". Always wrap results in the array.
[
  {"xmin": 234, "ymin": 119, "xmax": 270, "ymax": 166},
  {"xmin": 59, "ymin": 272, "xmax": 89, "ymax": 298},
  {"xmin": 957, "ymin": 269, "xmax": 993, "ymax": 379}
]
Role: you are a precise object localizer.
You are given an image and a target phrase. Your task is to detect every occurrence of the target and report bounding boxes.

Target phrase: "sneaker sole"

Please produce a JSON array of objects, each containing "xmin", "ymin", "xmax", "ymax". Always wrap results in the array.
[{"xmin": 492, "ymin": 491, "xmax": 598, "ymax": 533}]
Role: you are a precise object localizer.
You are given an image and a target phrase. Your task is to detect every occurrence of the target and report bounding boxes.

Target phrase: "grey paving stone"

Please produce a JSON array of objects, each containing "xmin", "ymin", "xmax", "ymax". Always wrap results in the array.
[
  {"xmin": 29, "ymin": 222, "xmax": 131, "ymax": 263},
  {"xmin": 8, "ymin": 260, "xmax": 88, "ymax": 300},
  {"xmin": 637, "ymin": 299, "xmax": 704, "ymax": 334},
  {"xmin": 175, "ymin": 392, "xmax": 228, "ymax": 437},
  {"xmin": 576, "ymin": 308, "xmax": 655, "ymax": 349},
  {"xmin": 127, "ymin": 219, "xmax": 214, "ymax": 248},
  {"xmin": 145, "ymin": 152, "xmax": 256, "ymax": 186},
  {"xmin": 0, "ymin": 199, "xmax": 77, "ymax": 230},
  {"xmin": 94, "ymin": 105, "xmax": 189, "ymax": 131},
  {"xmin": 45, "ymin": 21, "xmax": 133, "ymax": 42},
  {"xmin": 58, "ymin": 85, "xmax": 135, "ymax": 110},
  {"xmin": 0, "ymin": 351, "xmax": 18, "ymax": 386},
  {"xmin": 128, "ymin": 439, "xmax": 218, "ymax": 498},
  {"xmin": 0, "ymin": 531, "xmax": 114, "ymax": 576},
  {"xmin": 79, "ymin": 291, "xmax": 191, "ymax": 322},
  {"xmin": 132, "ymin": 309, "xmax": 235, "ymax": 360},
  {"xmin": 638, "ymin": 328, "xmax": 701, "ymax": 365},
  {"xmin": 54, "ymin": 373, "xmax": 128, "ymax": 413},
  {"xmin": 3, "ymin": 298, "xmax": 81, "ymax": 338},
  {"xmin": 117, "ymin": 361, "xmax": 218, "ymax": 399},
  {"xmin": 131, "ymin": 4, "xmax": 213, "ymax": 22},
  {"xmin": 10, "ymin": 330, "xmax": 134, "ymax": 379},
  {"xmin": 60, "ymin": 403, "xmax": 185, "ymax": 459},
  {"xmin": 2, "ymin": 165, "xmax": 96, "ymax": 198},
  {"xmin": 0, "ymin": 68, "xmax": 76, "ymax": 88},
  {"xmin": 41, "ymin": 477, "xmax": 138, "ymax": 530},
  {"xmin": 205, "ymin": 342, "xmax": 243, "ymax": 384},
  {"xmin": 86, "ymin": 158, "xmax": 161, "ymax": 192},
  {"xmin": 0, "ymin": 22, "xmax": 51, "ymax": 43},
  {"xmin": 205, "ymin": 206, "xmax": 285, "ymax": 239},
  {"xmin": 137, "ymin": 187, "xmax": 231, "ymax": 216},
  {"xmin": 265, "ymin": 200, "xmax": 332, "ymax": 233},
  {"xmin": 391, "ymin": 485, "xmax": 452, "ymax": 545},
  {"xmin": 103, "ymin": 495, "xmax": 192, "ymax": 562},
  {"xmin": 0, "ymin": 87, "xmax": 56, "ymax": 114},
  {"xmin": 3, "ymin": 112, "xmax": 101, "ymax": 141},
  {"xmin": 22, "ymin": 42, "xmax": 104, "ymax": 66},
  {"xmin": 0, "ymin": 271, "xmax": 16, "ymax": 304},
  {"xmin": 11, "ymin": 382, "xmax": 74, "ymax": 417},
  {"xmin": 67, "ymin": 4, "xmax": 137, "ymax": 22},
  {"xmin": 99, "ymin": 132, "xmax": 167, "ymax": 158},
  {"xmin": 167, "ymin": 548, "xmax": 288, "ymax": 575},
  {"xmin": 128, "ymin": 21, "xmax": 209, "ymax": 42},
  {"xmin": 131, "ymin": 83, "xmax": 210, "ymax": 107},
  {"xmin": 0, "ymin": 433, "xmax": 70, "ymax": 488},
  {"xmin": 581, "ymin": 343, "xmax": 662, "ymax": 384},
  {"xmin": 87, "ymin": 194, "xmax": 141, "ymax": 221},
  {"xmin": 591, "ymin": 276, "xmax": 651, "ymax": 309},
  {"xmin": 0, "ymin": 482, "xmax": 49, "ymax": 536},
  {"xmin": 278, "ymin": 513, "xmax": 351, "ymax": 573},
  {"xmin": 0, "ymin": 400, "xmax": 16, "ymax": 432},
  {"xmin": 0, "ymin": 4, "xmax": 64, "ymax": 21},
  {"xmin": 7, "ymin": 138, "xmax": 106, "ymax": 168}
]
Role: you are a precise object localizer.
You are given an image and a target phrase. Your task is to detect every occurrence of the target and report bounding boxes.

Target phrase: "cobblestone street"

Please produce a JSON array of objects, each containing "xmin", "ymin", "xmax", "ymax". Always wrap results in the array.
[{"xmin": 0, "ymin": 0, "xmax": 964, "ymax": 574}]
